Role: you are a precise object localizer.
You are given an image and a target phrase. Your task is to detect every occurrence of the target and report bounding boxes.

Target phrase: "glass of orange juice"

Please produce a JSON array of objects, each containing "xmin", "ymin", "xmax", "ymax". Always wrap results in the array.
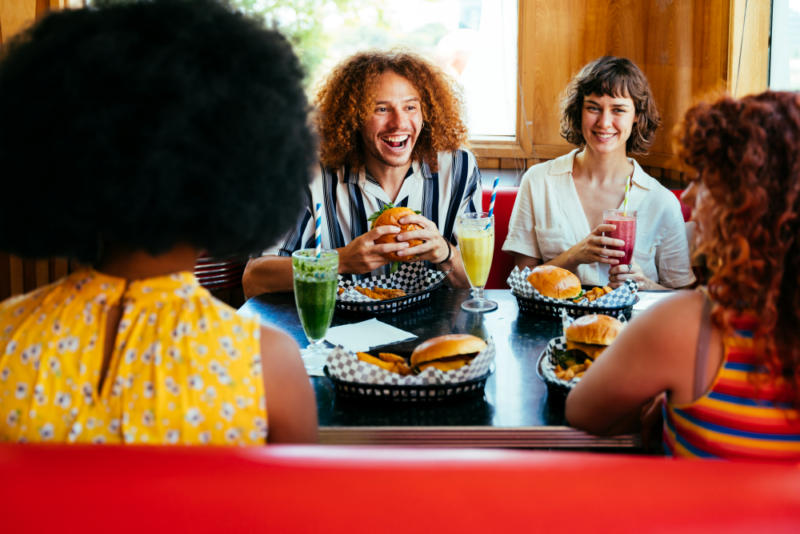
[{"xmin": 456, "ymin": 212, "xmax": 497, "ymax": 313}]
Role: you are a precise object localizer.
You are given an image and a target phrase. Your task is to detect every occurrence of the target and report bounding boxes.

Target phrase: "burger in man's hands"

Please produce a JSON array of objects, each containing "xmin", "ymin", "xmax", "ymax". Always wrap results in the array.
[{"xmin": 369, "ymin": 204, "xmax": 423, "ymax": 262}]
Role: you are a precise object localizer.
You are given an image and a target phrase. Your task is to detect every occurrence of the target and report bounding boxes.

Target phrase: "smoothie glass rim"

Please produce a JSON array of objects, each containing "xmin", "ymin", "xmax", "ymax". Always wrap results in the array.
[
  {"xmin": 291, "ymin": 248, "xmax": 339, "ymax": 261},
  {"xmin": 603, "ymin": 208, "xmax": 638, "ymax": 219}
]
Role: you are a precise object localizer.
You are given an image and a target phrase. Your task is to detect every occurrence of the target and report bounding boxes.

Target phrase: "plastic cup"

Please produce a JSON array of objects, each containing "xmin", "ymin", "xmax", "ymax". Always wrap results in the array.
[
  {"xmin": 292, "ymin": 249, "xmax": 338, "ymax": 351},
  {"xmin": 603, "ymin": 209, "xmax": 637, "ymax": 265}
]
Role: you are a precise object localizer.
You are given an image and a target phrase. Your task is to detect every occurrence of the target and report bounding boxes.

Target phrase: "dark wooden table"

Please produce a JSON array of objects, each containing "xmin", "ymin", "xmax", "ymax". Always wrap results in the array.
[{"xmin": 239, "ymin": 288, "xmax": 641, "ymax": 449}]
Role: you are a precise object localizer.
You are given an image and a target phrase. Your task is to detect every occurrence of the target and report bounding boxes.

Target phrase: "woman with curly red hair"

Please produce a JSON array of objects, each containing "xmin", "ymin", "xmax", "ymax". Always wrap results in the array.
[
  {"xmin": 566, "ymin": 91, "xmax": 800, "ymax": 460},
  {"xmin": 245, "ymin": 49, "xmax": 482, "ymax": 296}
]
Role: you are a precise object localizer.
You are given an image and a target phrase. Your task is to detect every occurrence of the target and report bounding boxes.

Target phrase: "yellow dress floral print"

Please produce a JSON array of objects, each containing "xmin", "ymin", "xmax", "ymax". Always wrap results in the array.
[{"xmin": 0, "ymin": 269, "xmax": 266, "ymax": 445}]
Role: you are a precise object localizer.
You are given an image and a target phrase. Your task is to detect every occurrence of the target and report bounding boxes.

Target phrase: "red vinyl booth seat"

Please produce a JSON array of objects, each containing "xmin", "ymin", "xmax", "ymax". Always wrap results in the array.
[
  {"xmin": 2, "ymin": 445, "xmax": 800, "ymax": 533},
  {"xmin": 670, "ymin": 189, "xmax": 692, "ymax": 222},
  {"xmin": 481, "ymin": 185, "xmax": 518, "ymax": 289}
]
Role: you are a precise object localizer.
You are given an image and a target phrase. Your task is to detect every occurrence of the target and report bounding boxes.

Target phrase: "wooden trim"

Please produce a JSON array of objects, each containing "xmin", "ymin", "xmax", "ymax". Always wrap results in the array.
[
  {"xmin": 53, "ymin": 258, "xmax": 69, "ymax": 281},
  {"xmin": 23, "ymin": 259, "xmax": 36, "ymax": 293},
  {"xmin": 0, "ymin": 254, "xmax": 10, "ymax": 301},
  {"xmin": 475, "ymin": 157, "xmax": 500, "ymax": 169},
  {"xmin": 35, "ymin": 0, "xmax": 50, "ymax": 19},
  {"xmin": 9, "ymin": 256, "xmax": 24, "ymax": 297},
  {"xmin": 35, "ymin": 259, "xmax": 49, "ymax": 288},
  {"xmin": 516, "ymin": 0, "xmax": 535, "ymax": 154},
  {"xmin": 727, "ymin": 0, "xmax": 771, "ymax": 97}
]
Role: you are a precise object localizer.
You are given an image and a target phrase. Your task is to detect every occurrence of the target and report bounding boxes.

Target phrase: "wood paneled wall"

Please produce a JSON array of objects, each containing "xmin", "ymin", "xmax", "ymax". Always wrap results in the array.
[{"xmin": 474, "ymin": 0, "xmax": 772, "ymax": 171}]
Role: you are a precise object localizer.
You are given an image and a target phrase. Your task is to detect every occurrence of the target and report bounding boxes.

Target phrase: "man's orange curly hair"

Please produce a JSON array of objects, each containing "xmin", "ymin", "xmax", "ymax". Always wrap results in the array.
[
  {"xmin": 677, "ymin": 91, "xmax": 800, "ymax": 407},
  {"xmin": 314, "ymin": 49, "xmax": 469, "ymax": 172}
]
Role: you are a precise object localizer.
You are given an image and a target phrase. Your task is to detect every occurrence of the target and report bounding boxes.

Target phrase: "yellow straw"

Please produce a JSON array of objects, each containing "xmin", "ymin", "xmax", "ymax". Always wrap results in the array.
[{"xmin": 622, "ymin": 175, "xmax": 631, "ymax": 216}]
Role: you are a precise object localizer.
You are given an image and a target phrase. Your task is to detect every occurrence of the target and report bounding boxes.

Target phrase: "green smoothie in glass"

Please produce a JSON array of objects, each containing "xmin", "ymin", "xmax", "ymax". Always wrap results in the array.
[{"xmin": 292, "ymin": 249, "xmax": 338, "ymax": 351}]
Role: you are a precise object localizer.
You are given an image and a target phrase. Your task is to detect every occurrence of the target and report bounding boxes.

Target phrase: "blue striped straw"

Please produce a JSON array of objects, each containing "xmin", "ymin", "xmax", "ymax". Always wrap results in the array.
[
  {"xmin": 485, "ymin": 177, "xmax": 499, "ymax": 230},
  {"xmin": 488, "ymin": 177, "xmax": 499, "ymax": 218},
  {"xmin": 315, "ymin": 203, "xmax": 322, "ymax": 258}
]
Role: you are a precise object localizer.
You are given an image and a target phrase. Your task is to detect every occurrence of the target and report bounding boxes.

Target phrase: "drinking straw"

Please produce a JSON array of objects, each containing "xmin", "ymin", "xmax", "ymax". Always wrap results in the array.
[
  {"xmin": 622, "ymin": 175, "xmax": 631, "ymax": 216},
  {"xmin": 485, "ymin": 176, "xmax": 499, "ymax": 229},
  {"xmin": 315, "ymin": 203, "xmax": 322, "ymax": 258},
  {"xmin": 488, "ymin": 176, "xmax": 499, "ymax": 218}
]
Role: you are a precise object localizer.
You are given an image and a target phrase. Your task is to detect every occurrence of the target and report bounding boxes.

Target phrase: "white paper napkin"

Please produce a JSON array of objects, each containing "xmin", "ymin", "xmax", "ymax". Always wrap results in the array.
[
  {"xmin": 324, "ymin": 318, "xmax": 417, "ymax": 353},
  {"xmin": 300, "ymin": 348, "xmax": 330, "ymax": 377},
  {"xmin": 632, "ymin": 292, "xmax": 674, "ymax": 317}
]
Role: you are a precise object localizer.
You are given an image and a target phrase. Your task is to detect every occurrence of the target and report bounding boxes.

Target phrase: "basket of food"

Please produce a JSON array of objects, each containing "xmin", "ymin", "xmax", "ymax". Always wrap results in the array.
[
  {"xmin": 336, "ymin": 262, "xmax": 447, "ymax": 317},
  {"xmin": 324, "ymin": 334, "xmax": 495, "ymax": 403},
  {"xmin": 536, "ymin": 314, "xmax": 625, "ymax": 397},
  {"xmin": 508, "ymin": 265, "xmax": 638, "ymax": 320}
]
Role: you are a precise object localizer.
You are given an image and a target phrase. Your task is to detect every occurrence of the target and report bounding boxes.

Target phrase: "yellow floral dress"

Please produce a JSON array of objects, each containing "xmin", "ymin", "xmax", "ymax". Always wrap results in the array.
[{"xmin": 0, "ymin": 269, "xmax": 266, "ymax": 445}]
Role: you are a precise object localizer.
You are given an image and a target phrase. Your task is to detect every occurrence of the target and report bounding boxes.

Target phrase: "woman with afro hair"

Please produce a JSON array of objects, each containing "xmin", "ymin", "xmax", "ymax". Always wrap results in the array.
[
  {"xmin": 0, "ymin": 0, "xmax": 318, "ymax": 444},
  {"xmin": 567, "ymin": 91, "xmax": 800, "ymax": 461}
]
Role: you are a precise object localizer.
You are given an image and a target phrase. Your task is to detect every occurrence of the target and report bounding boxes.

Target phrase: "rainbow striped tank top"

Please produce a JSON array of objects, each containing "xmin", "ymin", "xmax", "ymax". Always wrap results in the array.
[{"xmin": 663, "ymin": 316, "xmax": 800, "ymax": 460}]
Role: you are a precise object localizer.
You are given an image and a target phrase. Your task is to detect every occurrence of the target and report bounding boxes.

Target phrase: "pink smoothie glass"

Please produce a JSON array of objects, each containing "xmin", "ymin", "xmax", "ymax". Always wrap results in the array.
[{"xmin": 603, "ymin": 209, "xmax": 637, "ymax": 265}]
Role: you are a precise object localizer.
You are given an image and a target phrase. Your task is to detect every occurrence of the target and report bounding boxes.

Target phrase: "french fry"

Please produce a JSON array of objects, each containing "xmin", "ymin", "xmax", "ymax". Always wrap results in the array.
[
  {"xmin": 584, "ymin": 359, "xmax": 593, "ymax": 368},
  {"xmin": 338, "ymin": 287, "xmax": 345, "ymax": 296},
  {"xmin": 576, "ymin": 372, "xmax": 585, "ymax": 378},
  {"xmin": 568, "ymin": 363, "xmax": 585, "ymax": 374},
  {"xmin": 378, "ymin": 352, "xmax": 405, "ymax": 363},
  {"xmin": 564, "ymin": 368, "xmax": 575, "ymax": 380},
  {"xmin": 602, "ymin": 286, "xmax": 612, "ymax": 294}
]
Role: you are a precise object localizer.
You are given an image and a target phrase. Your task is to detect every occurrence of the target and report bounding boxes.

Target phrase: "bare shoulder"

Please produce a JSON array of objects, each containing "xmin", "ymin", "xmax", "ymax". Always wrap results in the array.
[
  {"xmin": 626, "ymin": 290, "xmax": 704, "ymax": 363},
  {"xmin": 259, "ymin": 324, "xmax": 300, "ymax": 358}
]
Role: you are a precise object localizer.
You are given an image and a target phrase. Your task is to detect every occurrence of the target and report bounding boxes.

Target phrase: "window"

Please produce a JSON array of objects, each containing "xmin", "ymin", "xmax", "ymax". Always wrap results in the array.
[
  {"xmin": 248, "ymin": 0, "xmax": 519, "ymax": 139},
  {"xmin": 769, "ymin": 0, "xmax": 800, "ymax": 91}
]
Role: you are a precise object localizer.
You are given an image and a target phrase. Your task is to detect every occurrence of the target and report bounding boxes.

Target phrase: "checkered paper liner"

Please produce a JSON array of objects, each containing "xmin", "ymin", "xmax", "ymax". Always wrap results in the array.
[
  {"xmin": 538, "ymin": 336, "xmax": 579, "ymax": 392},
  {"xmin": 325, "ymin": 336, "xmax": 496, "ymax": 385},
  {"xmin": 337, "ymin": 262, "xmax": 448, "ymax": 302},
  {"xmin": 506, "ymin": 266, "xmax": 638, "ymax": 308}
]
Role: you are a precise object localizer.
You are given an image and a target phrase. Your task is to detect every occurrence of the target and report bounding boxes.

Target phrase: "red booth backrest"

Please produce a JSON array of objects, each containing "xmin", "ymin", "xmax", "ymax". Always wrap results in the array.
[
  {"xmin": 670, "ymin": 189, "xmax": 692, "ymax": 222},
  {"xmin": 481, "ymin": 186, "xmax": 518, "ymax": 290},
  {"xmin": 2, "ymin": 445, "xmax": 800, "ymax": 533}
]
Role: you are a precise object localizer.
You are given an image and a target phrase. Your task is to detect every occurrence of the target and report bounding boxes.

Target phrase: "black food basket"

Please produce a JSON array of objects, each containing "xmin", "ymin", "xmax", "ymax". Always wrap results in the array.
[
  {"xmin": 514, "ymin": 284, "xmax": 637, "ymax": 321},
  {"xmin": 535, "ymin": 336, "xmax": 575, "ymax": 398},
  {"xmin": 324, "ymin": 366, "xmax": 490, "ymax": 404},
  {"xmin": 335, "ymin": 281, "xmax": 444, "ymax": 317}
]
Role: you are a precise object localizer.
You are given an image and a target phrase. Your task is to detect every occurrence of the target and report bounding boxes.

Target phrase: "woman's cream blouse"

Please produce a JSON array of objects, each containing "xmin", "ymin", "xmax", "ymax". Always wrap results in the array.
[{"xmin": 502, "ymin": 149, "xmax": 695, "ymax": 288}]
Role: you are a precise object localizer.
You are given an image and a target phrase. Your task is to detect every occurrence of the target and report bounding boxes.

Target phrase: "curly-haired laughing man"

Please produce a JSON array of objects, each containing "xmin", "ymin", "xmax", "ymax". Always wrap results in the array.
[{"xmin": 244, "ymin": 49, "xmax": 482, "ymax": 296}]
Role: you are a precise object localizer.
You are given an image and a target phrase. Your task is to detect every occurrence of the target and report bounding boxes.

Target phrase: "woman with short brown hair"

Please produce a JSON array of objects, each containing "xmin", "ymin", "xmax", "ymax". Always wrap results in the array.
[{"xmin": 503, "ymin": 56, "xmax": 693, "ymax": 289}]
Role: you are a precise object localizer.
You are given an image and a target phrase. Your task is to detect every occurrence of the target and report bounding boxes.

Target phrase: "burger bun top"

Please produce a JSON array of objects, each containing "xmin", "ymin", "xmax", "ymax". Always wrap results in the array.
[
  {"xmin": 410, "ymin": 334, "xmax": 487, "ymax": 366},
  {"xmin": 565, "ymin": 314, "xmax": 624, "ymax": 346},
  {"xmin": 526, "ymin": 265, "xmax": 582, "ymax": 299}
]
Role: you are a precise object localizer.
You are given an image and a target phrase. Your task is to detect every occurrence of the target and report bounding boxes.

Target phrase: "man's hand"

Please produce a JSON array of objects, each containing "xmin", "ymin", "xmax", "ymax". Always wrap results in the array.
[
  {"xmin": 338, "ymin": 225, "xmax": 407, "ymax": 274},
  {"xmin": 394, "ymin": 213, "xmax": 450, "ymax": 264},
  {"xmin": 564, "ymin": 224, "xmax": 626, "ymax": 270}
]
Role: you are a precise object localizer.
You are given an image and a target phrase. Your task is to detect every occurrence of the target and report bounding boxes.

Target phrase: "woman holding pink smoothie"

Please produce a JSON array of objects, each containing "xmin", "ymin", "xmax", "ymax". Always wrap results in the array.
[{"xmin": 503, "ymin": 56, "xmax": 693, "ymax": 290}]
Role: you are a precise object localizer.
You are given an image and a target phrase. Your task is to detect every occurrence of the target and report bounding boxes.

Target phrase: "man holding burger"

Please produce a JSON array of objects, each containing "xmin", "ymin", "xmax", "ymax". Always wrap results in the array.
[{"xmin": 243, "ymin": 50, "xmax": 480, "ymax": 297}]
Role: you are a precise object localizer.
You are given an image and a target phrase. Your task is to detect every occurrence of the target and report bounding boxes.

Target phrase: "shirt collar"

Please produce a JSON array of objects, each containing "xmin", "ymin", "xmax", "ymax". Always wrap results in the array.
[
  {"xmin": 548, "ymin": 148, "xmax": 653, "ymax": 190},
  {"xmin": 340, "ymin": 159, "xmax": 430, "ymax": 185}
]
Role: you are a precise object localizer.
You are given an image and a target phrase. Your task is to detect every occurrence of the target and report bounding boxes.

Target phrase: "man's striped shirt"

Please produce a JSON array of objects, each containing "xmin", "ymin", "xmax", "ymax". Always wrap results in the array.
[{"xmin": 264, "ymin": 149, "xmax": 482, "ymax": 280}]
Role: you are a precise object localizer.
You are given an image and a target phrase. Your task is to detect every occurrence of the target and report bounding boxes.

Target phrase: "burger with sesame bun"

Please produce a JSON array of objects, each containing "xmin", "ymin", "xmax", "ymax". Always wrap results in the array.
[
  {"xmin": 526, "ymin": 265, "xmax": 582, "ymax": 299},
  {"xmin": 368, "ymin": 204, "xmax": 424, "ymax": 262},
  {"xmin": 410, "ymin": 334, "xmax": 487, "ymax": 373},
  {"xmin": 564, "ymin": 314, "xmax": 625, "ymax": 361}
]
